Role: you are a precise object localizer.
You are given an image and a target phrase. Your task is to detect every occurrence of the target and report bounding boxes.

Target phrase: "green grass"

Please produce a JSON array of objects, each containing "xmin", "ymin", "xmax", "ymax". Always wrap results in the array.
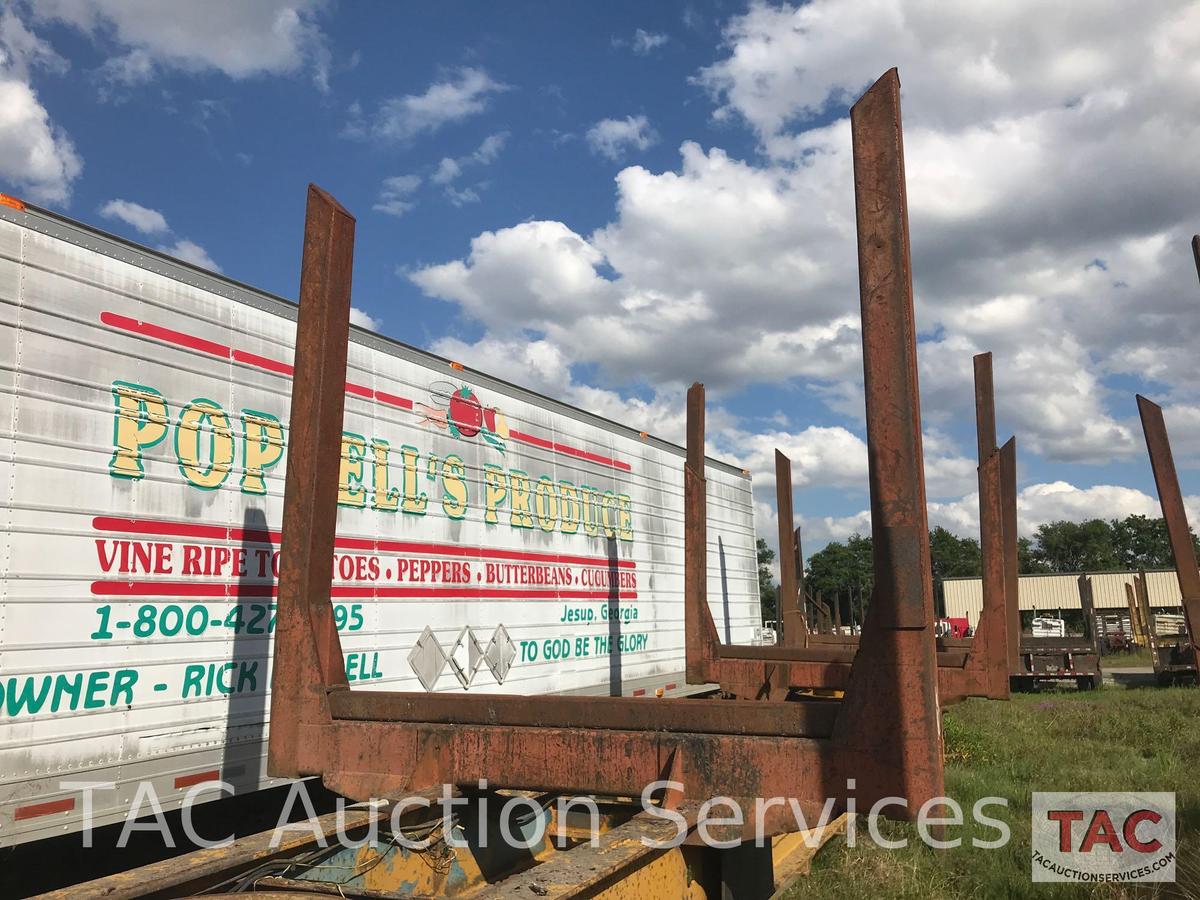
[
  {"xmin": 787, "ymin": 686, "xmax": 1200, "ymax": 899},
  {"xmin": 1105, "ymin": 649, "xmax": 1155, "ymax": 669}
]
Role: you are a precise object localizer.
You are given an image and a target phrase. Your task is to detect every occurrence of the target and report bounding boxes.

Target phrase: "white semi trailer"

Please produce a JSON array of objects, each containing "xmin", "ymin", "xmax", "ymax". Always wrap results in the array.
[{"xmin": 0, "ymin": 194, "xmax": 760, "ymax": 847}]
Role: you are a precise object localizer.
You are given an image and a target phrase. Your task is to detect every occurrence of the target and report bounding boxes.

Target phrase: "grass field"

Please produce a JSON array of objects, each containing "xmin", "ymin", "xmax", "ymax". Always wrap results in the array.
[
  {"xmin": 787, "ymin": 685, "xmax": 1200, "ymax": 899},
  {"xmin": 1105, "ymin": 649, "xmax": 1155, "ymax": 669}
]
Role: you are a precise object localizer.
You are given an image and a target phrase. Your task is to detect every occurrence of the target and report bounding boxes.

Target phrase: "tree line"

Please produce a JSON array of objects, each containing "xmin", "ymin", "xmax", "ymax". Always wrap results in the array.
[{"xmin": 757, "ymin": 514, "xmax": 1196, "ymax": 622}]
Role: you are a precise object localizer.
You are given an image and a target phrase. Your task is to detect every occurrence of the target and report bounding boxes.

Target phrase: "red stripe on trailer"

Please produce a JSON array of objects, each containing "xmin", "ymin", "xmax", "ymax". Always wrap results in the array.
[
  {"xmin": 89, "ymin": 579, "xmax": 637, "ymax": 602},
  {"xmin": 632, "ymin": 689, "xmax": 646, "ymax": 697},
  {"xmin": 664, "ymin": 683, "xmax": 677, "ymax": 691},
  {"xmin": 374, "ymin": 389, "xmax": 414, "ymax": 411},
  {"xmin": 102, "ymin": 312, "xmax": 632, "ymax": 472},
  {"xmin": 510, "ymin": 430, "xmax": 632, "ymax": 472},
  {"xmin": 14, "ymin": 797, "xmax": 75, "ymax": 820},
  {"xmin": 509, "ymin": 430, "xmax": 553, "ymax": 450},
  {"xmin": 231, "ymin": 349, "xmax": 293, "ymax": 376},
  {"xmin": 174, "ymin": 770, "xmax": 221, "ymax": 789},
  {"xmin": 101, "ymin": 312, "xmax": 231, "ymax": 359},
  {"xmin": 92, "ymin": 516, "xmax": 638, "ymax": 570}
]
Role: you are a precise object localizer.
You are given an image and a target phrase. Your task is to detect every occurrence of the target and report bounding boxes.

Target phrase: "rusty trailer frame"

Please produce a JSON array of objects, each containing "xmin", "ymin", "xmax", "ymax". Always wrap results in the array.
[
  {"xmin": 268, "ymin": 68, "xmax": 944, "ymax": 844},
  {"xmin": 972, "ymin": 352, "xmax": 1102, "ymax": 690},
  {"xmin": 29, "ymin": 67, "xmax": 950, "ymax": 900},
  {"xmin": 700, "ymin": 348, "xmax": 1014, "ymax": 706},
  {"xmin": 690, "ymin": 427, "xmax": 1009, "ymax": 706},
  {"xmin": 1136, "ymin": 395, "xmax": 1200, "ymax": 685}
]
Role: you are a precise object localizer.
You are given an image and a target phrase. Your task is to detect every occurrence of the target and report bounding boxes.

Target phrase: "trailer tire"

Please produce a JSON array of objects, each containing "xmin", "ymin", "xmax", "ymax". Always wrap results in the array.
[{"xmin": 1076, "ymin": 675, "xmax": 1097, "ymax": 691}]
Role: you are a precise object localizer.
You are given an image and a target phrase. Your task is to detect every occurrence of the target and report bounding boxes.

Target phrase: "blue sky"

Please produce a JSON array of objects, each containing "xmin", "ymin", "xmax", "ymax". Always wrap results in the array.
[{"xmin": 3, "ymin": 1, "xmax": 1200, "ymax": 563}]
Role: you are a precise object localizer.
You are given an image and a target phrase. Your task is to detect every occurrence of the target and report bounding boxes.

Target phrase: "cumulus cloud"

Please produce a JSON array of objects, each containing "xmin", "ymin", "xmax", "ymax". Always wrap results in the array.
[
  {"xmin": 798, "ymin": 479, "xmax": 1187, "ymax": 554},
  {"xmin": 429, "ymin": 132, "xmax": 508, "ymax": 206},
  {"xmin": 33, "ymin": 0, "xmax": 332, "ymax": 90},
  {"xmin": 350, "ymin": 68, "xmax": 508, "ymax": 143},
  {"xmin": 0, "ymin": 11, "xmax": 80, "ymax": 204},
  {"xmin": 160, "ymin": 238, "xmax": 220, "ymax": 272},
  {"xmin": 411, "ymin": 0, "xmax": 1200, "ymax": 488},
  {"xmin": 373, "ymin": 174, "xmax": 421, "ymax": 218},
  {"xmin": 350, "ymin": 307, "xmax": 380, "ymax": 331},
  {"xmin": 586, "ymin": 115, "xmax": 658, "ymax": 160},
  {"xmin": 100, "ymin": 199, "xmax": 168, "ymax": 234},
  {"xmin": 96, "ymin": 197, "xmax": 219, "ymax": 271}
]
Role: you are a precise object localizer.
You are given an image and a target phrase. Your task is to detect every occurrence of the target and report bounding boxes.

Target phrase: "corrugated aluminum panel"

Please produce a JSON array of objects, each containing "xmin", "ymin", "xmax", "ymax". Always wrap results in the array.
[
  {"xmin": 944, "ymin": 570, "xmax": 1184, "ymax": 625},
  {"xmin": 0, "ymin": 207, "xmax": 760, "ymax": 846}
]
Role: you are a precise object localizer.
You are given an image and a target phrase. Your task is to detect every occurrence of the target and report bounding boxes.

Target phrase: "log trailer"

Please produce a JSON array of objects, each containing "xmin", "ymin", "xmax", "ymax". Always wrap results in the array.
[{"xmin": 10, "ymin": 69, "xmax": 1012, "ymax": 898}]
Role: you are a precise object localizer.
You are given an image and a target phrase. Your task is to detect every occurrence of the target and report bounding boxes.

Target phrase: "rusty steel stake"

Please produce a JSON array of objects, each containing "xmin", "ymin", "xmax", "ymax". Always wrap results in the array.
[
  {"xmin": 269, "ymin": 185, "xmax": 355, "ymax": 778},
  {"xmin": 775, "ymin": 449, "xmax": 800, "ymax": 646},
  {"xmin": 974, "ymin": 352, "xmax": 1018, "ymax": 681},
  {"xmin": 833, "ymin": 66, "xmax": 944, "ymax": 807},
  {"xmin": 685, "ymin": 382, "xmax": 722, "ymax": 682},
  {"xmin": 999, "ymin": 436, "xmax": 1020, "ymax": 674},
  {"xmin": 1137, "ymin": 396, "xmax": 1200, "ymax": 658}
]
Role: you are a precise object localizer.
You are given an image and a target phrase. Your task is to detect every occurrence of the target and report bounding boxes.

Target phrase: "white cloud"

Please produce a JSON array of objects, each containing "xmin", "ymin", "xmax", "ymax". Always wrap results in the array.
[
  {"xmin": 350, "ymin": 307, "xmax": 380, "ymax": 331},
  {"xmin": 429, "ymin": 132, "xmax": 508, "ymax": 206},
  {"xmin": 96, "ymin": 197, "xmax": 217, "ymax": 271},
  {"xmin": 623, "ymin": 29, "xmax": 670, "ymax": 55},
  {"xmin": 373, "ymin": 174, "xmax": 421, "ymax": 218},
  {"xmin": 473, "ymin": 132, "xmax": 507, "ymax": 164},
  {"xmin": 0, "ymin": 76, "xmax": 81, "ymax": 204},
  {"xmin": 160, "ymin": 238, "xmax": 220, "ymax": 272},
  {"xmin": 0, "ymin": 11, "xmax": 80, "ymax": 204},
  {"xmin": 33, "ymin": 0, "xmax": 332, "ymax": 90},
  {"xmin": 445, "ymin": 185, "xmax": 481, "ymax": 207},
  {"xmin": 404, "ymin": 0, "xmax": 1200, "ymax": 568},
  {"xmin": 586, "ymin": 115, "xmax": 658, "ymax": 160},
  {"xmin": 414, "ymin": 1, "xmax": 1200, "ymax": 480},
  {"xmin": 800, "ymin": 479, "xmax": 1189, "ymax": 553},
  {"xmin": 432, "ymin": 157, "xmax": 462, "ymax": 186},
  {"xmin": 99, "ymin": 199, "xmax": 168, "ymax": 235},
  {"xmin": 354, "ymin": 68, "xmax": 508, "ymax": 143},
  {"xmin": 412, "ymin": 220, "xmax": 612, "ymax": 329}
]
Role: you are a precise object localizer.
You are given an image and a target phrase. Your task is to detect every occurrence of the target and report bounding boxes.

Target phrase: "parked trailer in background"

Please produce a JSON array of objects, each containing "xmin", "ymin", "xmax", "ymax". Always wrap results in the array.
[
  {"xmin": 1011, "ymin": 580, "xmax": 1102, "ymax": 690},
  {"xmin": 0, "ymin": 195, "xmax": 761, "ymax": 847}
]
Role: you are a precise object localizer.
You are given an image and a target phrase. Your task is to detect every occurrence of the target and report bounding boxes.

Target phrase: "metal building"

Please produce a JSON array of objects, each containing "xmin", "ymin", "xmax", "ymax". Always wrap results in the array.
[{"xmin": 943, "ymin": 570, "xmax": 1184, "ymax": 628}]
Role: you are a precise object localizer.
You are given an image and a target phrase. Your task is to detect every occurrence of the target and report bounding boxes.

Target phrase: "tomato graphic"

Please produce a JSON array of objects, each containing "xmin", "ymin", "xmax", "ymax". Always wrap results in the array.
[{"xmin": 449, "ymin": 386, "xmax": 483, "ymax": 437}]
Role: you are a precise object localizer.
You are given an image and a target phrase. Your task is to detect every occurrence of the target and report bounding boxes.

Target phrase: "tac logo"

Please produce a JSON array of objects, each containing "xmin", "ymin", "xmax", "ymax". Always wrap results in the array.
[
  {"xmin": 417, "ymin": 381, "xmax": 510, "ymax": 453},
  {"xmin": 1031, "ymin": 792, "xmax": 1175, "ymax": 883}
]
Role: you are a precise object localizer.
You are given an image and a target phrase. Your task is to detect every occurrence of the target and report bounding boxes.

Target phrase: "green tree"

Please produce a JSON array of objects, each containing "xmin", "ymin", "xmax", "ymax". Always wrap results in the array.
[
  {"xmin": 1110, "ymin": 514, "xmax": 1173, "ymax": 570},
  {"xmin": 1018, "ymin": 536, "xmax": 1051, "ymax": 574},
  {"xmin": 806, "ymin": 533, "xmax": 874, "ymax": 624},
  {"xmin": 1030, "ymin": 519, "xmax": 1119, "ymax": 572},
  {"xmin": 929, "ymin": 526, "xmax": 981, "ymax": 580},
  {"xmin": 756, "ymin": 538, "xmax": 778, "ymax": 623}
]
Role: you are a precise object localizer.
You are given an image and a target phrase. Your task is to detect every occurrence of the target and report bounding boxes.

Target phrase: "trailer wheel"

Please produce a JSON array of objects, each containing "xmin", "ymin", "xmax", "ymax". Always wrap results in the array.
[{"xmin": 1076, "ymin": 675, "xmax": 1097, "ymax": 691}]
